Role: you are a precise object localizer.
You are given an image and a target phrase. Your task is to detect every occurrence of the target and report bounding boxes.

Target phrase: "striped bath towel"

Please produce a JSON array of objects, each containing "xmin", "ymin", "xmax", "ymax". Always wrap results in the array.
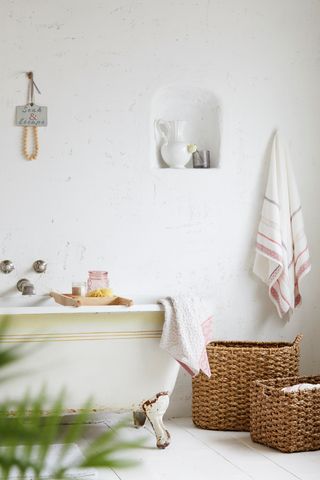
[{"xmin": 253, "ymin": 132, "xmax": 311, "ymax": 318}]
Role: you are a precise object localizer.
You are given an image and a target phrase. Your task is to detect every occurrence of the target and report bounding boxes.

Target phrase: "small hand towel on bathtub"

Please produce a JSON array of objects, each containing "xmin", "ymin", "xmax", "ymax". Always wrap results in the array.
[
  {"xmin": 253, "ymin": 132, "xmax": 311, "ymax": 318},
  {"xmin": 158, "ymin": 296, "xmax": 213, "ymax": 377}
]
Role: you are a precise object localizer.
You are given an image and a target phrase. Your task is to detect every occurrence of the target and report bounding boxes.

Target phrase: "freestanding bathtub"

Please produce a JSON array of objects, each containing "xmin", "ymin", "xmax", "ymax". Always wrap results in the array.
[{"xmin": 0, "ymin": 295, "xmax": 180, "ymax": 448}]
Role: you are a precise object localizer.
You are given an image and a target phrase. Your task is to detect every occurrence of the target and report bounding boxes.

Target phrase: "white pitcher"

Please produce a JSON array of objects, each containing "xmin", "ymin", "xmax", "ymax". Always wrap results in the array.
[{"xmin": 155, "ymin": 119, "xmax": 191, "ymax": 168}]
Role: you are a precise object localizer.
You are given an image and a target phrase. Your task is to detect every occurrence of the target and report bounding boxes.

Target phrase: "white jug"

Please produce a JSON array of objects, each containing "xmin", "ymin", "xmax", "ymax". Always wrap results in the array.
[{"xmin": 155, "ymin": 119, "xmax": 191, "ymax": 168}]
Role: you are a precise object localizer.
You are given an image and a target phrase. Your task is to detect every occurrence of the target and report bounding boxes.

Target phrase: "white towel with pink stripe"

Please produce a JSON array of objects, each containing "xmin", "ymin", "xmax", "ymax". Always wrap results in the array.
[
  {"xmin": 158, "ymin": 296, "xmax": 213, "ymax": 377},
  {"xmin": 253, "ymin": 132, "xmax": 311, "ymax": 318}
]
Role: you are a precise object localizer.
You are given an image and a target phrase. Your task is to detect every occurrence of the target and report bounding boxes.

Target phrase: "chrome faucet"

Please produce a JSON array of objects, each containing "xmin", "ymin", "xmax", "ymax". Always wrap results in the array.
[{"xmin": 17, "ymin": 279, "xmax": 36, "ymax": 295}]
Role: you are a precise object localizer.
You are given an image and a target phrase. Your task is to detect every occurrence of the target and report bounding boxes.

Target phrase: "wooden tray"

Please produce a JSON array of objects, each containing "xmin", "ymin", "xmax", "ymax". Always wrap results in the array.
[{"xmin": 50, "ymin": 291, "xmax": 133, "ymax": 308}]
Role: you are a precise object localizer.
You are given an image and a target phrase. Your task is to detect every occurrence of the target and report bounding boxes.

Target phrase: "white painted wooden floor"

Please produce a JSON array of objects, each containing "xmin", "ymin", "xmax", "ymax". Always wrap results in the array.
[{"xmin": 76, "ymin": 414, "xmax": 320, "ymax": 480}]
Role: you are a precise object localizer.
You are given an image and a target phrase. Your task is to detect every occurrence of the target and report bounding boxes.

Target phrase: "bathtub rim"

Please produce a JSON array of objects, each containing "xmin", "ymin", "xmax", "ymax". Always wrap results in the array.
[{"xmin": 0, "ymin": 294, "xmax": 163, "ymax": 315}]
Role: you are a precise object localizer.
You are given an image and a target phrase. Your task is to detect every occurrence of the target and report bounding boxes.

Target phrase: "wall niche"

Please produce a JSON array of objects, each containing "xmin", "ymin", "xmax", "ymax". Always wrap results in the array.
[{"xmin": 151, "ymin": 85, "xmax": 222, "ymax": 169}]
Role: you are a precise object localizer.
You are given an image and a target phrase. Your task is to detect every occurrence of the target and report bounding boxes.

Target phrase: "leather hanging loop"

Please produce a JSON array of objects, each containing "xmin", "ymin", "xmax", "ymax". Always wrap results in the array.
[{"xmin": 26, "ymin": 72, "xmax": 41, "ymax": 106}]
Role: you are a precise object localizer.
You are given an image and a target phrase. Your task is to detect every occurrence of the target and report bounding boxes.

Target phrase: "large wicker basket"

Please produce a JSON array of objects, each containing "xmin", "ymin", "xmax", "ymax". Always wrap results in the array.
[
  {"xmin": 251, "ymin": 375, "xmax": 320, "ymax": 453},
  {"xmin": 192, "ymin": 334, "xmax": 302, "ymax": 431}
]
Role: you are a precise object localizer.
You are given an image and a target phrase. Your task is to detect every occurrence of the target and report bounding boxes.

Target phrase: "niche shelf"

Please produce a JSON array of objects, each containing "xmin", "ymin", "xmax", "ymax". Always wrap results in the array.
[{"xmin": 150, "ymin": 85, "xmax": 221, "ymax": 169}]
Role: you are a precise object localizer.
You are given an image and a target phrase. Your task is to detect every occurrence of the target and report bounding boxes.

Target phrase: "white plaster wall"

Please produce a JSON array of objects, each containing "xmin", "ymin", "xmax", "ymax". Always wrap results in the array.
[{"xmin": 1, "ymin": 0, "xmax": 320, "ymax": 417}]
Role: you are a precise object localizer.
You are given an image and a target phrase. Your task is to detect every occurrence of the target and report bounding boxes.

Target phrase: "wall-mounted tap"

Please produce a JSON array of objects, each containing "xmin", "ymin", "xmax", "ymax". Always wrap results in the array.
[
  {"xmin": 33, "ymin": 260, "xmax": 47, "ymax": 273},
  {"xmin": 0, "ymin": 260, "xmax": 15, "ymax": 274},
  {"xmin": 17, "ymin": 279, "xmax": 35, "ymax": 295}
]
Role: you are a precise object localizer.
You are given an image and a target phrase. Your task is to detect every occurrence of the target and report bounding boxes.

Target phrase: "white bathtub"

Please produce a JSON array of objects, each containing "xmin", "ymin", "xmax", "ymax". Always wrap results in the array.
[{"xmin": 0, "ymin": 295, "xmax": 180, "ymax": 448}]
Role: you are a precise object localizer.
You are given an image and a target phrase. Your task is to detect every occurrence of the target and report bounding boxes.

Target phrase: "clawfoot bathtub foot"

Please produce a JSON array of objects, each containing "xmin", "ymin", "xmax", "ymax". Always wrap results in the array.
[
  {"xmin": 142, "ymin": 391, "xmax": 171, "ymax": 449},
  {"xmin": 133, "ymin": 411, "xmax": 147, "ymax": 428}
]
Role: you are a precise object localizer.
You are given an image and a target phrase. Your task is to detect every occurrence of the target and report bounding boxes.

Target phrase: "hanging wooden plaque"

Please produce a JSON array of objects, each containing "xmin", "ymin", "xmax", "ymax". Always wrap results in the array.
[{"xmin": 15, "ymin": 104, "xmax": 48, "ymax": 127}]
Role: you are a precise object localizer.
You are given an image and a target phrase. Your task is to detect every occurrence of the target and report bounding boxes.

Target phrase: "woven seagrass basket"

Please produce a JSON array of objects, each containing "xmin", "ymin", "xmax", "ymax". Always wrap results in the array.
[
  {"xmin": 251, "ymin": 375, "xmax": 320, "ymax": 453},
  {"xmin": 192, "ymin": 334, "xmax": 302, "ymax": 431}
]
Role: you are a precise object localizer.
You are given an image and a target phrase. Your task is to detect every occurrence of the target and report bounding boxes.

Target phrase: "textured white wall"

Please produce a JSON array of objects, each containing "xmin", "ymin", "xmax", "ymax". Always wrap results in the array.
[{"xmin": 1, "ymin": 0, "xmax": 320, "ymax": 417}]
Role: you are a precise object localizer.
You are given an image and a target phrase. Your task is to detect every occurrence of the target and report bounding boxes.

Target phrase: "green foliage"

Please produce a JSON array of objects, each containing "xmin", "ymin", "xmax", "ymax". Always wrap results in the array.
[{"xmin": 0, "ymin": 316, "xmax": 144, "ymax": 479}]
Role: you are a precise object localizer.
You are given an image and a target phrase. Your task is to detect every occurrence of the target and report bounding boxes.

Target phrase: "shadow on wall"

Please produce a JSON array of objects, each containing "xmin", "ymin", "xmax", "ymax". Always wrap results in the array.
[{"xmin": 150, "ymin": 85, "xmax": 222, "ymax": 168}]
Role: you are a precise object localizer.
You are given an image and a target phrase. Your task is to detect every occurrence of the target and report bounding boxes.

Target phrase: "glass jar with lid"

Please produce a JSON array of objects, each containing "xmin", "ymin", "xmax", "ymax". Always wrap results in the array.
[{"xmin": 87, "ymin": 271, "xmax": 109, "ymax": 293}]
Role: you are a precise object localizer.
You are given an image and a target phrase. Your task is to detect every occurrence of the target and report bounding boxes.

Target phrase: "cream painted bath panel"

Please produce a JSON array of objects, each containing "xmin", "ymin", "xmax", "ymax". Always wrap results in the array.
[{"xmin": 2, "ymin": 311, "xmax": 179, "ymax": 412}]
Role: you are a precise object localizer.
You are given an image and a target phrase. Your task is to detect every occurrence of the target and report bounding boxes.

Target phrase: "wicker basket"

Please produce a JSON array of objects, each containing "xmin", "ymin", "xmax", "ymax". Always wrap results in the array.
[
  {"xmin": 192, "ymin": 334, "xmax": 302, "ymax": 431},
  {"xmin": 251, "ymin": 375, "xmax": 320, "ymax": 453}
]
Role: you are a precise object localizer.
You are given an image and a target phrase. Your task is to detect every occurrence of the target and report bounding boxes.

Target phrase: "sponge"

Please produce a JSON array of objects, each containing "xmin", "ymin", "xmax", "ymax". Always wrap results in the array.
[{"xmin": 87, "ymin": 288, "xmax": 113, "ymax": 298}]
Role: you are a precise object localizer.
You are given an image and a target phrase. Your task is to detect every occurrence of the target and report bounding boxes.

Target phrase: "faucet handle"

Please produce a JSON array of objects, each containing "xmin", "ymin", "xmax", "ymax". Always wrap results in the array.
[
  {"xmin": 0, "ymin": 260, "xmax": 15, "ymax": 274},
  {"xmin": 33, "ymin": 260, "xmax": 47, "ymax": 273}
]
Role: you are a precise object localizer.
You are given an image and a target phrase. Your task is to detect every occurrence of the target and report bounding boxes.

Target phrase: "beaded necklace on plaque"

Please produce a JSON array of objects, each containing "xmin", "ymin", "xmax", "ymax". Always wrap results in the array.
[{"xmin": 15, "ymin": 72, "xmax": 47, "ymax": 160}]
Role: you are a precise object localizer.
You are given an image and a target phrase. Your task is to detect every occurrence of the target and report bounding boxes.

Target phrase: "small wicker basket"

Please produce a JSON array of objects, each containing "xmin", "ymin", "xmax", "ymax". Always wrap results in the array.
[
  {"xmin": 250, "ymin": 375, "xmax": 320, "ymax": 453},
  {"xmin": 192, "ymin": 334, "xmax": 302, "ymax": 432}
]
